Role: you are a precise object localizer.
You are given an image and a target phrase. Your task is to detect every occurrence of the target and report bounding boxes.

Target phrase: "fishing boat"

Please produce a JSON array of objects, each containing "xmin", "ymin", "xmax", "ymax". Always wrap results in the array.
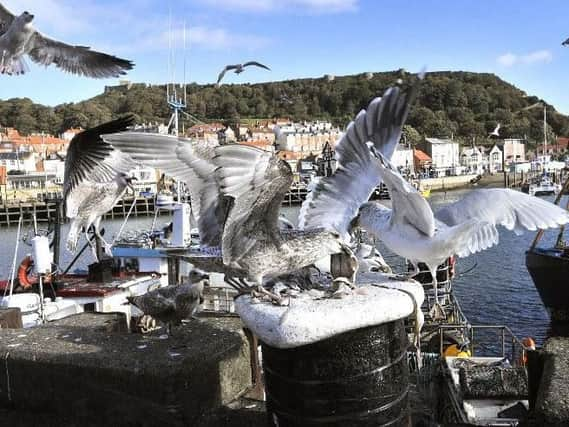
[
  {"xmin": 525, "ymin": 177, "xmax": 569, "ymax": 321},
  {"xmin": 406, "ymin": 257, "xmax": 532, "ymax": 426},
  {"xmin": 526, "ymin": 174, "xmax": 561, "ymax": 197}
]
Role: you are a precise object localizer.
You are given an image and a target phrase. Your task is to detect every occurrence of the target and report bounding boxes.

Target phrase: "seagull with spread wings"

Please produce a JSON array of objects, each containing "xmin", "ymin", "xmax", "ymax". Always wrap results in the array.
[
  {"xmin": 64, "ymin": 116, "xmax": 136, "ymax": 259},
  {"xmin": 355, "ymin": 149, "xmax": 569, "ymax": 319},
  {"xmin": 489, "ymin": 123, "xmax": 501, "ymax": 137},
  {"xmin": 103, "ymin": 78, "xmax": 422, "ymax": 297},
  {"xmin": 103, "ymin": 131, "xmax": 354, "ymax": 295},
  {"xmin": 299, "ymin": 76, "xmax": 422, "ymax": 240},
  {"xmin": 0, "ymin": 3, "xmax": 134, "ymax": 77},
  {"xmin": 216, "ymin": 61, "xmax": 270, "ymax": 86}
]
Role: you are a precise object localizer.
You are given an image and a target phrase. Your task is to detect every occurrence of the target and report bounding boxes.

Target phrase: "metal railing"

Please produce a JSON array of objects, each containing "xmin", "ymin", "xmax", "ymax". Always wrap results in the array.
[{"xmin": 435, "ymin": 323, "xmax": 529, "ymax": 366}]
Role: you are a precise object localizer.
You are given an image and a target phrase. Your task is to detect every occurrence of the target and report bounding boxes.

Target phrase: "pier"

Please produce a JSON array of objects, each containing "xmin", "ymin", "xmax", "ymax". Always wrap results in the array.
[{"xmin": 0, "ymin": 187, "xmax": 317, "ymax": 227}]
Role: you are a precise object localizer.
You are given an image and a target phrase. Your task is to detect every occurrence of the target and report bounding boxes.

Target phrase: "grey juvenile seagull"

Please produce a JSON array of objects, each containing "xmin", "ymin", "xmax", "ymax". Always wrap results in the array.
[
  {"xmin": 356, "ymin": 149, "xmax": 569, "ymax": 319},
  {"xmin": 0, "ymin": 3, "xmax": 133, "ymax": 77},
  {"xmin": 64, "ymin": 116, "xmax": 136, "ymax": 260},
  {"xmin": 127, "ymin": 269, "xmax": 210, "ymax": 335},
  {"xmin": 103, "ymin": 132, "xmax": 355, "ymax": 297},
  {"xmin": 216, "ymin": 61, "xmax": 270, "ymax": 86}
]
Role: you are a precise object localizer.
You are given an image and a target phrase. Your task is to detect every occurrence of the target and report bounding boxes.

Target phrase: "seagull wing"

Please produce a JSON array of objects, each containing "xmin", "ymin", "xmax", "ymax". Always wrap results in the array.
[
  {"xmin": 217, "ymin": 65, "xmax": 236, "ymax": 85},
  {"xmin": 435, "ymin": 188, "xmax": 569, "ymax": 236},
  {"xmin": 243, "ymin": 61, "xmax": 270, "ymax": 71},
  {"xmin": 213, "ymin": 144, "xmax": 292, "ymax": 265},
  {"xmin": 27, "ymin": 32, "xmax": 134, "ymax": 78},
  {"xmin": 373, "ymin": 152, "xmax": 435, "ymax": 236},
  {"xmin": 0, "ymin": 3, "xmax": 14, "ymax": 34},
  {"xmin": 299, "ymin": 79, "xmax": 421, "ymax": 239},
  {"xmin": 103, "ymin": 133, "xmax": 226, "ymax": 247},
  {"xmin": 63, "ymin": 115, "xmax": 135, "ymax": 218}
]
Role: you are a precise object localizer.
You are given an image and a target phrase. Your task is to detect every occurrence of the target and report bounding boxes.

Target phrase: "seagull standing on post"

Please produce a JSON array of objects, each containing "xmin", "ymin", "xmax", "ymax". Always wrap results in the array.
[
  {"xmin": 0, "ymin": 3, "xmax": 134, "ymax": 77},
  {"xmin": 216, "ymin": 61, "xmax": 270, "ymax": 86}
]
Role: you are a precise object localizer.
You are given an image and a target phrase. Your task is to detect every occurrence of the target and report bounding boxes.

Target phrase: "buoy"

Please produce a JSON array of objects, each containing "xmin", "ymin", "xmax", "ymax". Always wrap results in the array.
[{"xmin": 17, "ymin": 255, "xmax": 52, "ymax": 289}]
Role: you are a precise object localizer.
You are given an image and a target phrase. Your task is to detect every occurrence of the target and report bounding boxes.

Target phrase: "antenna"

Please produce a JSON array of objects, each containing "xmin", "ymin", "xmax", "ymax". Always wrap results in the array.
[
  {"xmin": 165, "ymin": 9, "xmax": 186, "ymax": 137},
  {"xmin": 183, "ymin": 20, "xmax": 188, "ymax": 107}
]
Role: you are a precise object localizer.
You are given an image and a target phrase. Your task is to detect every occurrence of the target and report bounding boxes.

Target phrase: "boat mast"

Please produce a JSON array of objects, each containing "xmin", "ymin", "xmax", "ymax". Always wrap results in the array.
[
  {"xmin": 166, "ymin": 13, "xmax": 187, "ymax": 137},
  {"xmin": 543, "ymin": 105, "xmax": 547, "ymax": 156}
]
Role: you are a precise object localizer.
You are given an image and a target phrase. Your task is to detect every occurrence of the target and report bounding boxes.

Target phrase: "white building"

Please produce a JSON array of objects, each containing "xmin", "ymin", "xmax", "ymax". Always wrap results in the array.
[
  {"xmin": 391, "ymin": 144, "xmax": 415, "ymax": 175},
  {"xmin": 503, "ymin": 139, "xmax": 526, "ymax": 165},
  {"xmin": 460, "ymin": 146, "xmax": 488, "ymax": 175},
  {"xmin": 0, "ymin": 151, "xmax": 36, "ymax": 173},
  {"xmin": 487, "ymin": 145, "xmax": 503, "ymax": 173},
  {"xmin": 423, "ymin": 138, "xmax": 460, "ymax": 175}
]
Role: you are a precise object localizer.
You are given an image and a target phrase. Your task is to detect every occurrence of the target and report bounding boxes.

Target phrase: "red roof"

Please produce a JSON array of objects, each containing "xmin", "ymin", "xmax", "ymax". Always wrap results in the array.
[
  {"xmin": 557, "ymin": 137, "xmax": 569, "ymax": 149},
  {"xmin": 413, "ymin": 149, "xmax": 431, "ymax": 162},
  {"xmin": 277, "ymin": 150, "xmax": 303, "ymax": 160}
]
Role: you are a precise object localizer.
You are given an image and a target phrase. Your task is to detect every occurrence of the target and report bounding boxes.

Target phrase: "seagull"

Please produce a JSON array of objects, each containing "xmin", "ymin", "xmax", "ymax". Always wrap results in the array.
[
  {"xmin": 299, "ymin": 73, "xmax": 423, "ymax": 240},
  {"xmin": 127, "ymin": 268, "xmax": 210, "ymax": 335},
  {"xmin": 0, "ymin": 3, "xmax": 134, "ymax": 77},
  {"xmin": 103, "ymin": 133, "xmax": 356, "ymax": 298},
  {"xmin": 216, "ymin": 61, "xmax": 270, "ymax": 86},
  {"xmin": 355, "ymin": 149, "xmax": 569, "ymax": 319},
  {"xmin": 64, "ymin": 116, "xmax": 136, "ymax": 260},
  {"xmin": 489, "ymin": 123, "xmax": 501, "ymax": 137},
  {"xmin": 562, "ymin": 37, "xmax": 569, "ymax": 46}
]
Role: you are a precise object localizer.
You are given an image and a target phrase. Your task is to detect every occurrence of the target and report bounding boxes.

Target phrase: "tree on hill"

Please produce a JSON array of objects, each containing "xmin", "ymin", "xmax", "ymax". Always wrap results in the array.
[{"xmin": 0, "ymin": 71, "xmax": 568, "ymax": 149}]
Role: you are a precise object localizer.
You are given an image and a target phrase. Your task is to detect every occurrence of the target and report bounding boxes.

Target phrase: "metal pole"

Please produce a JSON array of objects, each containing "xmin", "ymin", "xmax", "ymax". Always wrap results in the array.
[
  {"xmin": 6, "ymin": 216, "xmax": 23, "ymax": 298},
  {"xmin": 39, "ymin": 275, "xmax": 45, "ymax": 321}
]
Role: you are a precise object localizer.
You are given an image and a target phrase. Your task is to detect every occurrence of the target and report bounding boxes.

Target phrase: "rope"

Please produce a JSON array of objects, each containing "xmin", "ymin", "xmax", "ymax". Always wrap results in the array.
[
  {"xmin": 111, "ymin": 197, "xmax": 137, "ymax": 246},
  {"xmin": 4, "ymin": 351, "xmax": 11, "ymax": 402},
  {"xmin": 5, "ymin": 216, "xmax": 23, "ymax": 298}
]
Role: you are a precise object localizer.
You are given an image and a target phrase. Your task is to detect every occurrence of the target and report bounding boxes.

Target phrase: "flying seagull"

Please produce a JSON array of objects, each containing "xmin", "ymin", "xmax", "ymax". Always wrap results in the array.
[
  {"xmin": 0, "ymin": 3, "xmax": 134, "ymax": 77},
  {"xmin": 127, "ymin": 268, "xmax": 210, "ymax": 335},
  {"xmin": 355, "ymin": 149, "xmax": 569, "ymax": 320},
  {"xmin": 489, "ymin": 123, "xmax": 501, "ymax": 137},
  {"xmin": 216, "ymin": 61, "xmax": 270, "ymax": 86},
  {"xmin": 562, "ymin": 37, "xmax": 569, "ymax": 46},
  {"xmin": 104, "ymin": 131, "xmax": 355, "ymax": 296},
  {"xmin": 299, "ymin": 74, "xmax": 423, "ymax": 240},
  {"xmin": 64, "ymin": 116, "xmax": 136, "ymax": 260}
]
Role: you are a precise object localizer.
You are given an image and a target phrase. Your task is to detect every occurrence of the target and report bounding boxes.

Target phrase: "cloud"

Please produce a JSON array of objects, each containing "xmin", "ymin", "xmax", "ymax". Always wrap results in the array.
[
  {"xmin": 197, "ymin": 0, "xmax": 358, "ymax": 13},
  {"xmin": 497, "ymin": 50, "xmax": 553, "ymax": 67},
  {"xmin": 138, "ymin": 26, "xmax": 271, "ymax": 51}
]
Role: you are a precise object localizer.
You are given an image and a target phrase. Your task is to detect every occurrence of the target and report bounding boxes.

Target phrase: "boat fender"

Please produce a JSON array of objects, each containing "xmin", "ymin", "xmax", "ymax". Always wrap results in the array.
[
  {"xmin": 448, "ymin": 256, "xmax": 456, "ymax": 279},
  {"xmin": 17, "ymin": 255, "xmax": 52, "ymax": 290},
  {"xmin": 521, "ymin": 336, "xmax": 536, "ymax": 365}
]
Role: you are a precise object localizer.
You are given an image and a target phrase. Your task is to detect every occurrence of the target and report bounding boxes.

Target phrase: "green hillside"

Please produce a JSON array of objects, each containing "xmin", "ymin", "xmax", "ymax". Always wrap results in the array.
[{"xmin": 0, "ymin": 70, "xmax": 566, "ymax": 147}]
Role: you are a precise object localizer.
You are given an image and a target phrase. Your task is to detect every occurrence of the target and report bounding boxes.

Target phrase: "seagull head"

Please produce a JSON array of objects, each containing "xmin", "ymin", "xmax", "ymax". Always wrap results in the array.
[
  {"xmin": 188, "ymin": 268, "xmax": 210, "ymax": 286},
  {"xmin": 20, "ymin": 11, "xmax": 34, "ymax": 23}
]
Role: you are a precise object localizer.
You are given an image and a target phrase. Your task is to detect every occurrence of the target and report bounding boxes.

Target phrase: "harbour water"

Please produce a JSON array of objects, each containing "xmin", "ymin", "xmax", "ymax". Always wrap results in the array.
[{"xmin": 0, "ymin": 188, "xmax": 566, "ymax": 345}]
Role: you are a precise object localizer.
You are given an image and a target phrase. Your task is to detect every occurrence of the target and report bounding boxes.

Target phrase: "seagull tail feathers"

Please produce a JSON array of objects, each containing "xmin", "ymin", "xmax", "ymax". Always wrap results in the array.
[{"xmin": 0, "ymin": 56, "xmax": 29, "ymax": 75}]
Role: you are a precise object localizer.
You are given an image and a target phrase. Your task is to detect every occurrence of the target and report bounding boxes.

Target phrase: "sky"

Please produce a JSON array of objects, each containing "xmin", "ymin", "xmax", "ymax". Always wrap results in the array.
[{"xmin": 1, "ymin": 0, "xmax": 569, "ymax": 113}]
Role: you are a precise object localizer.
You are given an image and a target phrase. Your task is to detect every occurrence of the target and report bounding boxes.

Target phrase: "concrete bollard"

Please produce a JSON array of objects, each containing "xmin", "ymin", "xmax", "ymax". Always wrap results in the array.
[
  {"xmin": 263, "ymin": 320, "xmax": 409, "ymax": 426},
  {"xmin": 235, "ymin": 277, "xmax": 423, "ymax": 427}
]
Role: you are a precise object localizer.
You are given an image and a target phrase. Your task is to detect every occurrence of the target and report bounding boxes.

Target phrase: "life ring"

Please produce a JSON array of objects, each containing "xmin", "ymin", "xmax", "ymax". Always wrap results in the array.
[{"xmin": 17, "ymin": 255, "xmax": 51, "ymax": 290}]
